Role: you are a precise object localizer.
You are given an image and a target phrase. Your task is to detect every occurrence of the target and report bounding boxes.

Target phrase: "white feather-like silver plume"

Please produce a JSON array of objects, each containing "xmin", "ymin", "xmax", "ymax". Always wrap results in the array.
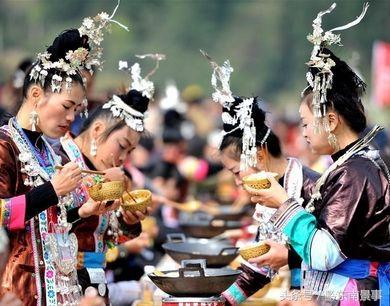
[
  {"xmin": 305, "ymin": 2, "xmax": 369, "ymax": 133},
  {"xmin": 200, "ymin": 49, "xmax": 235, "ymax": 108}
]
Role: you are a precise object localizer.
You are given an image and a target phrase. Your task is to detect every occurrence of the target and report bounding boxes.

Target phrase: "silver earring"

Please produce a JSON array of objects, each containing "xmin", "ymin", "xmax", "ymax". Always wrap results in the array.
[
  {"xmin": 90, "ymin": 139, "xmax": 97, "ymax": 157},
  {"xmin": 29, "ymin": 108, "xmax": 39, "ymax": 132},
  {"xmin": 327, "ymin": 132, "xmax": 339, "ymax": 151}
]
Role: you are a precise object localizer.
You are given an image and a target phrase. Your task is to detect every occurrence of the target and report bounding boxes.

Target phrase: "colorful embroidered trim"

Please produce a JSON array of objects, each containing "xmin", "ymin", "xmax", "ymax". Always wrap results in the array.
[
  {"xmin": 77, "ymin": 251, "xmax": 106, "ymax": 269},
  {"xmin": 0, "ymin": 196, "xmax": 26, "ymax": 230},
  {"xmin": 222, "ymin": 283, "xmax": 248, "ymax": 306}
]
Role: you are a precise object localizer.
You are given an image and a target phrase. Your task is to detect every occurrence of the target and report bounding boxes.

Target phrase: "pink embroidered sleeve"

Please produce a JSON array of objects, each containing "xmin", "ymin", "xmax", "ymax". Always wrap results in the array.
[{"xmin": 0, "ymin": 195, "xmax": 27, "ymax": 231}]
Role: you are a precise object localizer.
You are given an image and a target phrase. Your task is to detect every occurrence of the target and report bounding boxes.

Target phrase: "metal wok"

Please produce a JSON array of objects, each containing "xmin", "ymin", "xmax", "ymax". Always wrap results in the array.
[
  {"xmin": 179, "ymin": 217, "xmax": 242, "ymax": 238},
  {"xmin": 148, "ymin": 259, "xmax": 241, "ymax": 297},
  {"xmin": 195, "ymin": 204, "xmax": 252, "ymax": 221},
  {"xmin": 162, "ymin": 233, "xmax": 238, "ymax": 267}
]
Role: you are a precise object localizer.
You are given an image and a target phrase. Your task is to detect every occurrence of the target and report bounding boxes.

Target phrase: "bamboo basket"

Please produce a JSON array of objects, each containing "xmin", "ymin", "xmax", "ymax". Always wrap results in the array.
[
  {"xmin": 239, "ymin": 242, "xmax": 270, "ymax": 260},
  {"xmin": 121, "ymin": 189, "xmax": 152, "ymax": 213},
  {"xmin": 242, "ymin": 172, "xmax": 278, "ymax": 190},
  {"xmin": 88, "ymin": 181, "xmax": 125, "ymax": 202}
]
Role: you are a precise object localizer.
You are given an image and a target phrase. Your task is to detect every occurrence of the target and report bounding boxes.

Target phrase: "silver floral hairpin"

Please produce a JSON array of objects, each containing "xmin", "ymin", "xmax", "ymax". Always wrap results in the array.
[
  {"xmin": 201, "ymin": 50, "xmax": 258, "ymax": 171},
  {"xmin": 29, "ymin": 0, "xmax": 129, "ymax": 95},
  {"xmin": 103, "ymin": 54, "xmax": 165, "ymax": 132},
  {"xmin": 305, "ymin": 2, "xmax": 369, "ymax": 133},
  {"xmin": 200, "ymin": 49, "xmax": 235, "ymax": 108},
  {"xmin": 118, "ymin": 53, "xmax": 166, "ymax": 99},
  {"xmin": 78, "ymin": 0, "xmax": 129, "ymax": 74},
  {"xmin": 102, "ymin": 94, "xmax": 145, "ymax": 132}
]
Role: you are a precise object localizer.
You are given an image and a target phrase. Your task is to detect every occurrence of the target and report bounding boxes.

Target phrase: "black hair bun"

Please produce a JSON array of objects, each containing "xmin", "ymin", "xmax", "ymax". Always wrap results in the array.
[
  {"xmin": 306, "ymin": 47, "xmax": 367, "ymax": 133},
  {"xmin": 46, "ymin": 29, "xmax": 90, "ymax": 63},
  {"xmin": 309, "ymin": 47, "xmax": 366, "ymax": 98},
  {"xmin": 222, "ymin": 96, "xmax": 242, "ymax": 133},
  {"xmin": 222, "ymin": 96, "xmax": 267, "ymax": 135},
  {"xmin": 117, "ymin": 89, "xmax": 150, "ymax": 114},
  {"xmin": 251, "ymin": 98, "xmax": 266, "ymax": 125}
]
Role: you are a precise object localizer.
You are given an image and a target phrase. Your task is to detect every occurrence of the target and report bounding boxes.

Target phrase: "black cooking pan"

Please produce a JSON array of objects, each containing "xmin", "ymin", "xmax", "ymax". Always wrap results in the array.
[
  {"xmin": 190, "ymin": 205, "xmax": 251, "ymax": 222},
  {"xmin": 179, "ymin": 217, "xmax": 242, "ymax": 238},
  {"xmin": 213, "ymin": 205, "xmax": 252, "ymax": 221},
  {"xmin": 162, "ymin": 233, "xmax": 238, "ymax": 267},
  {"xmin": 148, "ymin": 259, "xmax": 241, "ymax": 297}
]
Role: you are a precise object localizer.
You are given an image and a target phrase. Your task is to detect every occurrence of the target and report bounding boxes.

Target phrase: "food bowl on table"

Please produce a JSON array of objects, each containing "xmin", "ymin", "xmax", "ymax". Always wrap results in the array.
[
  {"xmin": 88, "ymin": 181, "xmax": 125, "ymax": 202},
  {"xmin": 239, "ymin": 241, "xmax": 270, "ymax": 261},
  {"xmin": 242, "ymin": 172, "xmax": 279, "ymax": 190},
  {"xmin": 121, "ymin": 189, "xmax": 152, "ymax": 213}
]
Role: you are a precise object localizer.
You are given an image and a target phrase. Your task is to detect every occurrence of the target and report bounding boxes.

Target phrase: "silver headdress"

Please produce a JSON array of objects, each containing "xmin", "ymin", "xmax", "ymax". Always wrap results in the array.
[
  {"xmin": 103, "ymin": 94, "xmax": 145, "ymax": 132},
  {"xmin": 118, "ymin": 53, "xmax": 166, "ymax": 99},
  {"xmin": 29, "ymin": 0, "xmax": 129, "ymax": 94},
  {"xmin": 200, "ymin": 49, "xmax": 235, "ymax": 108},
  {"xmin": 103, "ymin": 53, "xmax": 165, "ymax": 132},
  {"xmin": 304, "ymin": 2, "xmax": 369, "ymax": 133},
  {"xmin": 201, "ymin": 50, "xmax": 257, "ymax": 171}
]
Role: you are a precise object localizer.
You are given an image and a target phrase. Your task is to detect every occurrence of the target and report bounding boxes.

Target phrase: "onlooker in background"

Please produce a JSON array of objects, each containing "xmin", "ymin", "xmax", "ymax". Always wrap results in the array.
[
  {"xmin": 130, "ymin": 135, "xmax": 158, "ymax": 179},
  {"xmin": 0, "ymin": 58, "xmax": 33, "ymax": 115},
  {"xmin": 0, "ymin": 59, "xmax": 33, "ymax": 125}
]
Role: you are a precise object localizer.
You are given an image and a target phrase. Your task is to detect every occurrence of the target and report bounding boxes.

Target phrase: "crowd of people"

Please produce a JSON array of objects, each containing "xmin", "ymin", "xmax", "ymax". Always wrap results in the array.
[{"xmin": 0, "ymin": 2, "xmax": 389, "ymax": 306}]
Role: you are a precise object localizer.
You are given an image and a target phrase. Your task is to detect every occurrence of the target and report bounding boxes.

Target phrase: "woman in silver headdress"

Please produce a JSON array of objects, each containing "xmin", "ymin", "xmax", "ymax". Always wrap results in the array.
[
  {"xmin": 0, "ymin": 3, "xmax": 128, "ymax": 304},
  {"xmin": 219, "ymin": 97, "xmax": 320, "ymax": 306},
  {"xmin": 0, "ymin": 28, "xmax": 88, "ymax": 306},
  {"xmin": 58, "ymin": 55, "xmax": 163, "ymax": 302},
  {"xmin": 201, "ymin": 51, "xmax": 319, "ymax": 305},
  {"xmin": 245, "ymin": 4, "xmax": 389, "ymax": 306}
]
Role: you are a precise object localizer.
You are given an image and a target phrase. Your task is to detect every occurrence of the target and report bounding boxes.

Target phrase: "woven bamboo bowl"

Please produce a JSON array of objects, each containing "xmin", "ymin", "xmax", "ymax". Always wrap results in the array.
[
  {"xmin": 239, "ymin": 242, "xmax": 270, "ymax": 261},
  {"xmin": 242, "ymin": 172, "xmax": 279, "ymax": 190},
  {"xmin": 88, "ymin": 181, "xmax": 125, "ymax": 202},
  {"xmin": 121, "ymin": 189, "xmax": 152, "ymax": 213}
]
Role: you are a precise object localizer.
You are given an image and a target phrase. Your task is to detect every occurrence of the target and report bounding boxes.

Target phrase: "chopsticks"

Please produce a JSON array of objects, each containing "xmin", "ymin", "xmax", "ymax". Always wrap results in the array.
[
  {"xmin": 125, "ymin": 190, "xmax": 138, "ymax": 203},
  {"xmin": 55, "ymin": 165, "xmax": 105, "ymax": 176}
]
